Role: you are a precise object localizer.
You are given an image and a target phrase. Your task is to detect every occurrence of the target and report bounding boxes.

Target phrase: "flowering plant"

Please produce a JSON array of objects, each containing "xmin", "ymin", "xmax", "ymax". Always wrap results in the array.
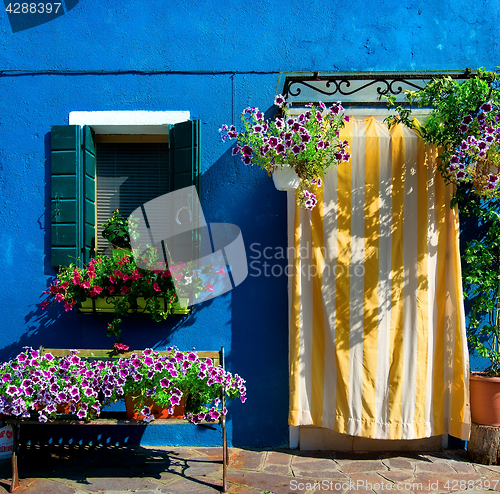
[
  {"xmin": 220, "ymin": 94, "xmax": 351, "ymax": 210},
  {"xmin": 0, "ymin": 348, "xmax": 124, "ymax": 422},
  {"xmin": 41, "ymin": 248, "xmax": 217, "ymax": 340},
  {"xmin": 0, "ymin": 348, "xmax": 247, "ymax": 425},
  {"xmin": 385, "ymin": 68, "xmax": 500, "ymax": 196},
  {"xmin": 121, "ymin": 347, "xmax": 246, "ymax": 423}
]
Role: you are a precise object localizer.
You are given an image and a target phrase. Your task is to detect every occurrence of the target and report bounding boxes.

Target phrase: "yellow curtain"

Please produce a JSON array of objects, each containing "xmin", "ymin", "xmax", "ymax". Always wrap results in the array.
[{"xmin": 289, "ymin": 117, "xmax": 470, "ymax": 440}]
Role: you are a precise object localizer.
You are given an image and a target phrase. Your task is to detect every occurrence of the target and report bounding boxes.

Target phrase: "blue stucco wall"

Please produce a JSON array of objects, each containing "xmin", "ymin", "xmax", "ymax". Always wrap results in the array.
[{"xmin": 0, "ymin": 1, "xmax": 498, "ymax": 447}]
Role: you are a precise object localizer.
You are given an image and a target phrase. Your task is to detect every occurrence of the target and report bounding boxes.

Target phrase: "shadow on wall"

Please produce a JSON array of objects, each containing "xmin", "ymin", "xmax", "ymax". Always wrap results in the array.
[
  {"xmin": 201, "ymin": 143, "xmax": 290, "ymax": 448},
  {"xmin": 0, "ymin": 298, "xmax": 209, "ymax": 362},
  {"xmin": 4, "ymin": 0, "xmax": 80, "ymax": 33}
]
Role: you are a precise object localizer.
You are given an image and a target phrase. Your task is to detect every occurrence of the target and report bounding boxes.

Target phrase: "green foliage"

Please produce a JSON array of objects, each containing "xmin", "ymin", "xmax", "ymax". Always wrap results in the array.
[
  {"xmin": 0, "ymin": 348, "xmax": 247, "ymax": 425},
  {"xmin": 41, "ymin": 211, "xmax": 219, "ymax": 342},
  {"xmin": 101, "ymin": 209, "xmax": 139, "ymax": 249},
  {"xmin": 462, "ymin": 203, "xmax": 500, "ymax": 375},
  {"xmin": 122, "ymin": 348, "xmax": 247, "ymax": 423},
  {"xmin": 385, "ymin": 70, "xmax": 500, "ymax": 374},
  {"xmin": 220, "ymin": 95, "xmax": 351, "ymax": 209},
  {"xmin": 41, "ymin": 248, "xmax": 215, "ymax": 340},
  {"xmin": 385, "ymin": 68, "xmax": 500, "ymax": 195}
]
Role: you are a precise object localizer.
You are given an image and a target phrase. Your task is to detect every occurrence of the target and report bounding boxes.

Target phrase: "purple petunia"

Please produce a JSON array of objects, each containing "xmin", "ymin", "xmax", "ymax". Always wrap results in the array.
[
  {"xmin": 481, "ymin": 103, "xmax": 493, "ymax": 113},
  {"xmin": 274, "ymin": 94, "xmax": 286, "ymax": 107}
]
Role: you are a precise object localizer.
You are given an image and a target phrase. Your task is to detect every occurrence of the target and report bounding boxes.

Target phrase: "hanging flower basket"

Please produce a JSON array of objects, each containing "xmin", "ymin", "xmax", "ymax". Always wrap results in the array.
[
  {"xmin": 220, "ymin": 95, "xmax": 350, "ymax": 209},
  {"xmin": 272, "ymin": 164, "xmax": 301, "ymax": 191}
]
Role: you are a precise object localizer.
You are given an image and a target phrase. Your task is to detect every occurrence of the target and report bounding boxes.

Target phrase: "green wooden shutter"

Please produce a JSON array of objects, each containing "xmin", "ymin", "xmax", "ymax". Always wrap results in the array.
[
  {"xmin": 51, "ymin": 125, "xmax": 96, "ymax": 267},
  {"xmin": 169, "ymin": 120, "xmax": 201, "ymax": 263},
  {"xmin": 83, "ymin": 126, "xmax": 96, "ymax": 263},
  {"xmin": 169, "ymin": 119, "xmax": 201, "ymax": 195}
]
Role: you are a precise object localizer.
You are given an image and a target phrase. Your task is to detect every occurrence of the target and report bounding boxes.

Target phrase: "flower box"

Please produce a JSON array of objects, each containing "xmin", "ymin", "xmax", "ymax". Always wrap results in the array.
[
  {"xmin": 79, "ymin": 296, "xmax": 190, "ymax": 315},
  {"xmin": 171, "ymin": 297, "xmax": 190, "ymax": 315}
]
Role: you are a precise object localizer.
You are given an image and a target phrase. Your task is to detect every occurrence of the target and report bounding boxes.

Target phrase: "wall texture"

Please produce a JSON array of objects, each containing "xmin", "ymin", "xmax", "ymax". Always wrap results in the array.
[{"xmin": 0, "ymin": 0, "xmax": 498, "ymax": 447}]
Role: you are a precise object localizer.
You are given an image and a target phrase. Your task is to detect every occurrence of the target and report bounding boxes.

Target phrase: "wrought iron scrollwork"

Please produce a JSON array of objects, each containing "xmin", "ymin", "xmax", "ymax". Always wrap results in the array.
[{"xmin": 281, "ymin": 71, "xmax": 472, "ymax": 106}]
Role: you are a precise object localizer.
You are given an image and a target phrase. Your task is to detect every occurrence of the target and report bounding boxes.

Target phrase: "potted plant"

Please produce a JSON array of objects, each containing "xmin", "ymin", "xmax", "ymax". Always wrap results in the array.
[
  {"xmin": 385, "ymin": 68, "xmax": 500, "ymax": 197},
  {"xmin": 40, "ymin": 248, "xmax": 218, "ymax": 341},
  {"xmin": 220, "ymin": 94, "xmax": 351, "ymax": 210},
  {"xmin": 0, "ymin": 348, "xmax": 124, "ymax": 422},
  {"xmin": 101, "ymin": 209, "xmax": 139, "ymax": 257},
  {"xmin": 121, "ymin": 347, "xmax": 247, "ymax": 423},
  {"xmin": 461, "ymin": 203, "xmax": 500, "ymax": 426}
]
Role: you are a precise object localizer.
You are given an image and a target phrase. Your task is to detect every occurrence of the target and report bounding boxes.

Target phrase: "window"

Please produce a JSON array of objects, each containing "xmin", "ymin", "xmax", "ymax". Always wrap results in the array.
[
  {"xmin": 50, "ymin": 118, "xmax": 200, "ymax": 267},
  {"xmin": 95, "ymin": 136, "xmax": 170, "ymax": 255}
]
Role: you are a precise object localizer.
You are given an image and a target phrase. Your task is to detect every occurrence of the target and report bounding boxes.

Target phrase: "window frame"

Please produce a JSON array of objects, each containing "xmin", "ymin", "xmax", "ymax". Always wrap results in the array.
[{"xmin": 50, "ymin": 112, "xmax": 201, "ymax": 268}]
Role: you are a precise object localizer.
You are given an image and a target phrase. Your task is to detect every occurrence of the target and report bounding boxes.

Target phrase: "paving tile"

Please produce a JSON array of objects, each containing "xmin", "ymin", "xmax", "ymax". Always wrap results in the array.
[
  {"xmin": 414, "ymin": 461, "xmax": 456, "ymax": 473},
  {"xmin": 377, "ymin": 470, "xmax": 415, "ymax": 484},
  {"xmin": 228, "ymin": 486, "xmax": 263, "ymax": 494},
  {"xmin": 261, "ymin": 463, "xmax": 291, "ymax": 475},
  {"xmin": 81, "ymin": 477, "xmax": 161, "ymax": 491},
  {"xmin": 474, "ymin": 464, "xmax": 500, "ymax": 476},
  {"xmin": 227, "ymin": 470, "xmax": 318, "ymax": 494},
  {"xmin": 267, "ymin": 451, "xmax": 292, "ymax": 465},
  {"xmin": 291, "ymin": 457, "xmax": 339, "ymax": 470},
  {"xmin": 143, "ymin": 458, "xmax": 171, "ymax": 475},
  {"xmin": 292, "ymin": 450, "xmax": 335, "ymax": 459},
  {"xmin": 166, "ymin": 458, "xmax": 222, "ymax": 477},
  {"xmin": 230, "ymin": 450, "xmax": 266, "ymax": 471},
  {"xmin": 291, "ymin": 464, "xmax": 347, "ymax": 479},
  {"xmin": 0, "ymin": 477, "xmax": 40, "ymax": 493},
  {"xmin": 4, "ymin": 446, "xmax": 497, "ymax": 494},
  {"xmin": 337, "ymin": 460, "xmax": 388, "ymax": 474},
  {"xmin": 160, "ymin": 476, "xmax": 221, "ymax": 493},
  {"xmin": 189, "ymin": 447, "xmax": 225, "ymax": 462},
  {"xmin": 292, "ymin": 468, "xmax": 348, "ymax": 481},
  {"xmin": 347, "ymin": 472, "xmax": 391, "ymax": 484},
  {"xmin": 449, "ymin": 460, "xmax": 478, "ymax": 474},
  {"xmin": 381, "ymin": 458, "xmax": 414, "ymax": 471},
  {"xmin": 472, "ymin": 477, "xmax": 500, "ymax": 491},
  {"xmin": 20, "ymin": 479, "xmax": 78, "ymax": 493},
  {"xmin": 412, "ymin": 472, "xmax": 483, "ymax": 492}
]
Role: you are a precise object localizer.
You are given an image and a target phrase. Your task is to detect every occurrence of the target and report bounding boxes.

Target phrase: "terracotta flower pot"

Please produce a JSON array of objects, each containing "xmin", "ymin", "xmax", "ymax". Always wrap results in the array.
[
  {"xmin": 124, "ymin": 394, "xmax": 186, "ymax": 420},
  {"xmin": 470, "ymin": 373, "xmax": 500, "ymax": 426}
]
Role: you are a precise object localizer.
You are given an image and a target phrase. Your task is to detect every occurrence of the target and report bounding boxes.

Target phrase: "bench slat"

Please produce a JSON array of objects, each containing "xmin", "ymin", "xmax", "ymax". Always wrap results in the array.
[{"xmin": 4, "ymin": 417, "xmax": 219, "ymax": 426}]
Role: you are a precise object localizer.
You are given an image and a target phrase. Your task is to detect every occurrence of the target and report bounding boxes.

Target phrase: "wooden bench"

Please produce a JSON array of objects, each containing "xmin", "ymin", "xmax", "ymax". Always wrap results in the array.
[{"xmin": 3, "ymin": 347, "xmax": 230, "ymax": 493}]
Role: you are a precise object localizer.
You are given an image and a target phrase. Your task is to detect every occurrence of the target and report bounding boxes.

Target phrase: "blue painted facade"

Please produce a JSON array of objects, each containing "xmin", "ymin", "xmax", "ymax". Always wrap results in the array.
[{"xmin": 0, "ymin": 1, "xmax": 498, "ymax": 447}]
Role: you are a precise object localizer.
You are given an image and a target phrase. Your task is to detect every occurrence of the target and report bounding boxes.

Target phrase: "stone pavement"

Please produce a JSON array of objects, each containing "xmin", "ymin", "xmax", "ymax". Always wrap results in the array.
[{"xmin": 1, "ymin": 445, "xmax": 500, "ymax": 494}]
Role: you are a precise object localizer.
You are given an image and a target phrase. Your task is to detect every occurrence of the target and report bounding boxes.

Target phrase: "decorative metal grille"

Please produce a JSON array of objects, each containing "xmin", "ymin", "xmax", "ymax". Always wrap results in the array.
[{"xmin": 279, "ymin": 69, "xmax": 474, "ymax": 107}]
